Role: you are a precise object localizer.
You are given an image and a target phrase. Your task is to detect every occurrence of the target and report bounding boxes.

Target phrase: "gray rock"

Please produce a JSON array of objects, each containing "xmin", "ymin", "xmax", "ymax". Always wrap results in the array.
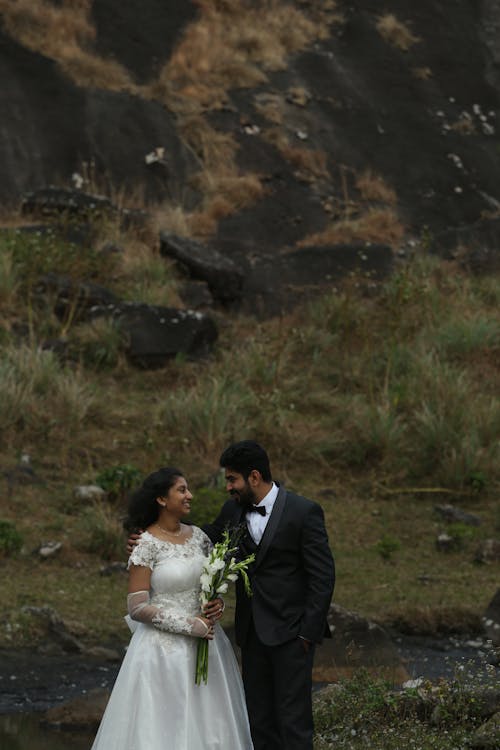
[
  {"xmin": 22, "ymin": 606, "xmax": 83, "ymax": 653},
  {"xmin": 37, "ymin": 541, "xmax": 62, "ymax": 559},
  {"xmin": 469, "ymin": 710, "xmax": 500, "ymax": 749},
  {"xmin": 436, "ymin": 532, "xmax": 456, "ymax": 552},
  {"xmin": 74, "ymin": 485, "xmax": 107, "ymax": 503},
  {"xmin": 99, "ymin": 562, "xmax": 127, "ymax": 576},
  {"xmin": 91, "ymin": 301, "xmax": 218, "ymax": 367},
  {"xmin": 160, "ymin": 232, "xmax": 244, "ymax": 305},
  {"xmin": 313, "ymin": 603, "xmax": 409, "ymax": 684},
  {"xmin": 475, "ymin": 539, "xmax": 500, "ymax": 564},
  {"xmin": 434, "ymin": 503, "xmax": 482, "ymax": 526},
  {"xmin": 42, "ymin": 687, "xmax": 110, "ymax": 730},
  {"xmin": 227, "ymin": 241, "xmax": 394, "ymax": 316},
  {"xmin": 22, "ymin": 187, "xmax": 115, "ymax": 219},
  {"xmin": 35, "ymin": 272, "xmax": 119, "ymax": 322},
  {"xmin": 179, "ymin": 280, "xmax": 215, "ymax": 309},
  {"xmin": 84, "ymin": 646, "xmax": 122, "ymax": 661}
]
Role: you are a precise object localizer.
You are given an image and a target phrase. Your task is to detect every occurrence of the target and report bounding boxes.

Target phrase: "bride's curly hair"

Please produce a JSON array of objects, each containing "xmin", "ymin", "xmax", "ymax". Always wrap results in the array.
[{"xmin": 123, "ymin": 467, "xmax": 184, "ymax": 533}]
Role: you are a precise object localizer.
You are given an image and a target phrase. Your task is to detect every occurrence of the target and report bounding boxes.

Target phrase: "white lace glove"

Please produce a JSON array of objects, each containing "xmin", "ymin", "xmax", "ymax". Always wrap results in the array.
[{"xmin": 127, "ymin": 590, "xmax": 212, "ymax": 638}]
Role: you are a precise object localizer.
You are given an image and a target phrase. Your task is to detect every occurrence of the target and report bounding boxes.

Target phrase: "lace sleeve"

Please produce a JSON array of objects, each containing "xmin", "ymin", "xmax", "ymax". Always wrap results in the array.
[
  {"xmin": 127, "ymin": 537, "xmax": 156, "ymax": 570},
  {"xmin": 127, "ymin": 591, "xmax": 210, "ymax": 638}
]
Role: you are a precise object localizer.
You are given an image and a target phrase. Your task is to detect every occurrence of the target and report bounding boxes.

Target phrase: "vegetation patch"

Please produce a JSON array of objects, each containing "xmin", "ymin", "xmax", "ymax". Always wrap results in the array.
[
  {"xmin": 375, "ymin": 14, "xmax": 420, "ymax": 52},
  {"xmin": 313, "ymin": 663, "xmax": 498, "ymax": 749}
]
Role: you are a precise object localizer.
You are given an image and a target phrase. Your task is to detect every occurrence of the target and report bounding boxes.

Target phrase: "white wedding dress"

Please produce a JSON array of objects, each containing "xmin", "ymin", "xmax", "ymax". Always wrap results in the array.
[{"xmin": 91, "ymin": 527, "xmax": 253, "ymax": 750}]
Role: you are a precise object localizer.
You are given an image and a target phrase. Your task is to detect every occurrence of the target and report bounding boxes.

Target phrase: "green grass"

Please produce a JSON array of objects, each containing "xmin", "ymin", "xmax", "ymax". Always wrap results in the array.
[
  {"xmin": 0, "ymin": 228, "xmax": 498, "ymax": 651},
  {"xmin": 313, "ymin": 664, "xmax": 498, "ymax": 749}
]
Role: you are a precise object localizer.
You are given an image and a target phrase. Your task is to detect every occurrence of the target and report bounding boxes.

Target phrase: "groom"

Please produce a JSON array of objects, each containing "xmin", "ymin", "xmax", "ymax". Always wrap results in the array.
[{"xmin": 203, "ymin": 440, "xmax": 335, "ymax": 750}]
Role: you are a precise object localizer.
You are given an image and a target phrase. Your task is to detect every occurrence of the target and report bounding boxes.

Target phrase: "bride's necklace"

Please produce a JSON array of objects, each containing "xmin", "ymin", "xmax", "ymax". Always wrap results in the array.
[{"xmin": 155, "ymin": 522, "xmax": 183, "ymax": 538}]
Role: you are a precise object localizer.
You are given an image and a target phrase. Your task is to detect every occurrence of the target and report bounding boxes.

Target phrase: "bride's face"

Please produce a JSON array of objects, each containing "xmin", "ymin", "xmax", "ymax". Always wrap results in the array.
[{"xmin": 162, "ymin": 476, "xmax": 193, "ymax": 517}]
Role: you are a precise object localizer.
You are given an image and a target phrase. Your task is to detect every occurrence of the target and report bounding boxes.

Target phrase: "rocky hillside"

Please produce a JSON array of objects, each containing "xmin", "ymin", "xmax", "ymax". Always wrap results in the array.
[{"xmin": 1, "ymin": 0, "xmax": 499, "ymax": 312}]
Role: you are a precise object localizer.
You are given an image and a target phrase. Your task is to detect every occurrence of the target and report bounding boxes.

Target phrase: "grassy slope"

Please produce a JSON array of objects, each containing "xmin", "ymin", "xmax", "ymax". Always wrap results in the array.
[{"xmin": 0, "ymin": 222, "xmax": 498, "ymax": 648}]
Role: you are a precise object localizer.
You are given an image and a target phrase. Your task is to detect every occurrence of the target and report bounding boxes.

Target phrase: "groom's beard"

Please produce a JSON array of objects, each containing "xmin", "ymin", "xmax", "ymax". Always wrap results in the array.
[{"xmin": 230, "ymin": 482, "xmax": 257, "ymax": 508}]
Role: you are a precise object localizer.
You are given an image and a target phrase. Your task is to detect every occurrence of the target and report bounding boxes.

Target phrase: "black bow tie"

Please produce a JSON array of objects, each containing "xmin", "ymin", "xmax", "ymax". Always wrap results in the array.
[{"xmin": 247, "ymin": 504, "xmax": 266, "ymax": 516}]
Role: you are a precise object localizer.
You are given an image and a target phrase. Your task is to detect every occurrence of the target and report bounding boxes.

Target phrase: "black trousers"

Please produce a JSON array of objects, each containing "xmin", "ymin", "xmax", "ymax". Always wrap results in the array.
[{"xmin": 241, "ymin": 622, "xmax": 315, "ymax": 750}]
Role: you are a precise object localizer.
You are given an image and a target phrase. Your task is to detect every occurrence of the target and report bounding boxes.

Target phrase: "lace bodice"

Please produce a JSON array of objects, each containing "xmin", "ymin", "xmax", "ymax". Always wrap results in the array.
[{"xmin": 127, "ymin": 527, "xmax": 212, "ymax": 639}]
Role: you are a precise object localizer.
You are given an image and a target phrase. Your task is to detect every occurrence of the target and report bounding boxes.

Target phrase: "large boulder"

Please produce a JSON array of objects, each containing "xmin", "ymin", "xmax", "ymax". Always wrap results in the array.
[
  {"xmin": 21, "ymin": 606, "xmax": 83, "ymax": 653},
  {"xmin": 434, "ymin": 503, "xmax": 482, "ymax": 526},
  {"xmin": 35, "ymin": 272, "xmax": 119, "ymax": 322},
  {"xmin": 91, "ymin": 301, "xmax": 218, "ymax": 367},
  {"xmin": 21, "ymin": 187, "xmax": 148, "ymax": 229},
  {"xmin": 222, "ymin": 240, "xmax": 394, "ymax": 316},
  {"xmin": 159, "ymin": 232, "xmax": 244, "ymax": 305},
  {"xmin": 313, "ymin": 603, "xmax": 409, "ymax": 684},
  {"xmin": 43, "ymin": 688, "xmax": 110, "ymax": 730},
  {"xmin": 430, "ymin": 218, "xmax": 500, "ymax": 273},
  {"xmin": 91, "ymin": 0, "xmax": 197, "ymax": 83},
  {"xmin": 0, "ymin": 30, "xmax": 197, "ymax": 205}
]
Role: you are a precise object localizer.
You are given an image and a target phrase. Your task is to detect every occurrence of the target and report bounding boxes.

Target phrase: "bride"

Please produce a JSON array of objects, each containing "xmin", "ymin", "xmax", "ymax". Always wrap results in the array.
[{"xmin": 91, "ymin": 467, "xmax": 253, "ymax": 750}]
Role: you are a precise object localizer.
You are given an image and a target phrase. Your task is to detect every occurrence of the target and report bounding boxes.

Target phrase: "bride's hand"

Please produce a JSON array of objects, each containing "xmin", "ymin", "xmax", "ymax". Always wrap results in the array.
[
  {"xmin": 191, "ymin": 616, "xmax": 215, "ymax": 639},
  {"xmin": 202, "ymin": 597, "xmax": 225, "ymax": 624}
]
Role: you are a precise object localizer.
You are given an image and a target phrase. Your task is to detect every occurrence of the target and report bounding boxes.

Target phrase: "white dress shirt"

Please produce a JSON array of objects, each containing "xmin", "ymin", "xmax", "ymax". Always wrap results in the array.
[{"xmin": 246, "ymin": 482, "xmax": 279, "ymax": 544}]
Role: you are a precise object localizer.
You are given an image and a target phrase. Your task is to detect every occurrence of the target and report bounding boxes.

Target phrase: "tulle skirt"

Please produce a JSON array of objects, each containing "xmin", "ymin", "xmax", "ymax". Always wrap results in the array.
[{"xmin": 91, "ymin": 623, "xmax": 253, "ymax": 750}]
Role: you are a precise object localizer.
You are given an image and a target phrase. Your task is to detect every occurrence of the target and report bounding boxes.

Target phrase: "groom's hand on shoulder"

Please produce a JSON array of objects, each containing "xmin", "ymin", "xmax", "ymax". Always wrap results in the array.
[{"xmin": 126, "ymin": 531, "xmax": 143, "ymax": 556}]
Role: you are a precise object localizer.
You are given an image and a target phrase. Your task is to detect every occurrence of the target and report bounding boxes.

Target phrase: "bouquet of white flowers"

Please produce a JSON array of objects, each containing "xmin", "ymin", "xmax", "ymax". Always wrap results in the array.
[{"xmin": 196, "ymin": 527, "xmax": 255, "ymax": 685}]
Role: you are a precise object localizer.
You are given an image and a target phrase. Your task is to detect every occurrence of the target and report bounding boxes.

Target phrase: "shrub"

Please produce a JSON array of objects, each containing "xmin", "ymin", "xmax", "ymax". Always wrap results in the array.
[
  {"xmin": 313, "ymin": 663, "xmax": 496, "ymax": 749},
  {"xmin": 375, "ymin": 534, "xmax": 401, "ymax": 561},
  {"xmin": 375, "ymin": 14, "xmax": 420, "ymax": 51},
  {"xmin": 0, "ymin": 344, "xmax": 97, "ymax": 443},
  {"xmin": 79, "ymin": 502, "xmax": 125, "ymax": 560},
  {"xmin": 189, "ymin": 487, "xmax": 227, "ymax": 528},
  {"xmin": 0, "ymin": 520, "xmax": 23, "ymax": 557},
  {"xmin": 70, "ymin": 317, "xmax": 125, "ymax": 369},
  {"xmin": 160, "ymin": 375, "xmax": 257, "ymax": 459},
  {"xmin": 0, "ymin": 228, "xmax": 106, "ymax": 286},
  {"xmin": 95, "ymin": 464, "xmax": 144, "ymax": 503}
]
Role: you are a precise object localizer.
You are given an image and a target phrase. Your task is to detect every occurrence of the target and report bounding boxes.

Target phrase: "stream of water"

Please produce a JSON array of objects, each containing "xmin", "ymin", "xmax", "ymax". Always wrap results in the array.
[{"xmin": 0, "ymin": 713, "xmax": 93, "ymax": 750}]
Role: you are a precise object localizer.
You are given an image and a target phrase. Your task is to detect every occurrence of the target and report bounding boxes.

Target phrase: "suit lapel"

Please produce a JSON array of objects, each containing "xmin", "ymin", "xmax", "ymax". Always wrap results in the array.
[{"xmin": 254, "ymin": 484, "xmax": 287, "ymax": 571}]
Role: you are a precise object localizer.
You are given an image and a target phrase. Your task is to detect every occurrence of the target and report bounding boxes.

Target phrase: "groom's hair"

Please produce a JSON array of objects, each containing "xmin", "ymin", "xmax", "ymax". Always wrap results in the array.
[{"xmin": 219, "ymin": 440, "xmax": 272, "ymax": 482}]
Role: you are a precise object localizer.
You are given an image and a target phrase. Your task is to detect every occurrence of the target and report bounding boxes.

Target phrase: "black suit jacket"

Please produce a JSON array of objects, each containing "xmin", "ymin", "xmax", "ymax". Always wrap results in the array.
[{"xmin": 203, "ymin": 485, "xmax": 335, "ymax": 648}]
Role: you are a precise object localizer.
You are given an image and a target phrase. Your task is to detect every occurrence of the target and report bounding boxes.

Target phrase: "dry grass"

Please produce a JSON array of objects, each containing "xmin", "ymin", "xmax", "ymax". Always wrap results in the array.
[
  {"xmin": 171, "ymin": 117, "xmax": 265, "ymax": 236},
  {"xmin": 376, "ymin": 14, "xmax": 420, "ymax": 52},
  {"xmin": 254, "ymin": 92, "xmax": 286, "ymax": 124},
  {"xmin": 449, "ymin": 116, "xmax": 477, "ymax": 136},
  {"xmin": 282, "ymin": 146, "xmax": 329, "ymax": 179},
  {"xmin": 412, "ymin": 66, "xmax": 433, "ymax": 81},
  {"xmin": 149, "ymin": 204, "xmax": 193, "ymax": 238},
  {"xmin": 356, "ymin": 170, "xmax": 397, "ymax": 205},
  {"xmin": 264, "ymin": 128, "xmax": 329, "ymax": 180},
  {"xmin": 0, "ymin": 0, "xmax": 134, "ymax": 90},
  {"xmin": 151, "ymin": 0, "xmax": 339, "ymax": 111},
  {"xmin": 299, "ymin": 208, "xmax": 405, "ymax": 249},
  {"xmin": 189, "ymin": 174, "xmax": 265, "ymax": 236}
]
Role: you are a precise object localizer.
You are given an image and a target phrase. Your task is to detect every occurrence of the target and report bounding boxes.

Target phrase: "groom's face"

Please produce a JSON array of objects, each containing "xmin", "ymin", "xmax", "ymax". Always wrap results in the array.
[{"xmin": 225, "ymin": 469, "xmax": 256, "ymax": 507}]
